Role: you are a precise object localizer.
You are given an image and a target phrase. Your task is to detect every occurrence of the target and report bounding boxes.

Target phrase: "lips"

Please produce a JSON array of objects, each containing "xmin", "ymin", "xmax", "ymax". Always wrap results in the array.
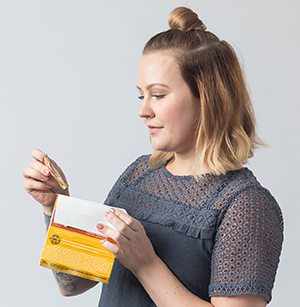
[{"xmin": 148, "ymin": 125, "xmax": 162, "ymax": 135}]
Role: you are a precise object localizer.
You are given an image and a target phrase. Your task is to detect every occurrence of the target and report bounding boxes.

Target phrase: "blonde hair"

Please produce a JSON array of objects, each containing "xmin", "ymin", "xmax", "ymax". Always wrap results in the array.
[{"xmin": 144, "ymin": 7, "xmax": 264, "ymax": 177}]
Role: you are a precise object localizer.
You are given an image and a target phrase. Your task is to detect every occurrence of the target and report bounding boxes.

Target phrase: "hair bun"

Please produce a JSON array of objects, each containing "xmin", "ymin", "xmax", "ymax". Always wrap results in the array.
[{"xmin": 168, "ymin": 7, "xmax": 207, "ymax": 32}]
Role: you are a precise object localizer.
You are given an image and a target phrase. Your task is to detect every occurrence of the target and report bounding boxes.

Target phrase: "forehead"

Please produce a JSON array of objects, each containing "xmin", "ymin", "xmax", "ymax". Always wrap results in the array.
[{"xmin": 137, "ymin": 51, "xmax": 182, "ymax": 86}]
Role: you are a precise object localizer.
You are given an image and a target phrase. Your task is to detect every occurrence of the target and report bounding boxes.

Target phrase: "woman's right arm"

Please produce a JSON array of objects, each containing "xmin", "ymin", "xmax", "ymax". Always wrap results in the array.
[{"xmin": 23, "ymin": 149, "xmax": 98, "ymax": 296}]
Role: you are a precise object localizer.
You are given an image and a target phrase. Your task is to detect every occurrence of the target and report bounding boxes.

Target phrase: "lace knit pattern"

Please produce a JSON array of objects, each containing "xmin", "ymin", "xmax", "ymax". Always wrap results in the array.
[{"xmin": 104, "ymin": 155, "xmax": 283, "ymax": 302}]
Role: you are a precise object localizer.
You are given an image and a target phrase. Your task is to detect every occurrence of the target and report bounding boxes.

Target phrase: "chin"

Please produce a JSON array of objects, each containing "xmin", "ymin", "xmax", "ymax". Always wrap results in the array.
[
  {"xmin": 151, "ymin": 144, "xmax": 172, "ymax": 152},
  {"xmin": 150, "ymin": 136, "xmax": 174, "ymax": 152},
  {"xmin": 151, "ymin": 143, "xmax": 165, "ymax": 151}
]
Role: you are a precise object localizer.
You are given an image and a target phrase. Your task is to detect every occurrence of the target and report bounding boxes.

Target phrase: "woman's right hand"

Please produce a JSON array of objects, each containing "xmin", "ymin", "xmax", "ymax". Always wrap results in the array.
[{"xmin": 23, "ymin": 149, "xmax": 69, "ymax": 215}]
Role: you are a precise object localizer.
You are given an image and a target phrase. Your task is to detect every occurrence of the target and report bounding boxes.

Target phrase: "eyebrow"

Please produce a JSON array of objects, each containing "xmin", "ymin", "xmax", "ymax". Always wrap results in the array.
[{"xmin": 136, "ymin": 83, "xmax": 169, "ymax": 91}]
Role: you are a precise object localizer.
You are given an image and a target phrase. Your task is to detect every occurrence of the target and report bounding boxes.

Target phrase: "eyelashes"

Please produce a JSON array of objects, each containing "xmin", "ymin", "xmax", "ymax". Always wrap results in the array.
[
  {"xmin": 153, "ymin": 95, "xmax": 165, "ymax": 99},
  {"xmin": 137, "ymin": 95, "xmax": 165, "ymax": 100}
]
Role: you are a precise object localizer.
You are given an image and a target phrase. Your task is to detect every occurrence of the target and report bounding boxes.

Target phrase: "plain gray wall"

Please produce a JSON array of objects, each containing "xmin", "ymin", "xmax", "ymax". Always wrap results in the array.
[{"xmin": 1, "ymin": 0, "xmax": 298, "ymax": 306}]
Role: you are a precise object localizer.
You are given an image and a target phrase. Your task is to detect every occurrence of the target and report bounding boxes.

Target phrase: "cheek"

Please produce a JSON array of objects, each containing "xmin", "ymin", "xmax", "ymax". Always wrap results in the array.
[
  {"xmin": 160, "ymin": 105, "xmax": 183, "ymax": 124},
  {"xmin": 158, "ymin": 95, "xmax": 199, "ymax": 130},
  {"xmin": 177, "ymin": 111, "xmax": 199, "ymax": 138}
]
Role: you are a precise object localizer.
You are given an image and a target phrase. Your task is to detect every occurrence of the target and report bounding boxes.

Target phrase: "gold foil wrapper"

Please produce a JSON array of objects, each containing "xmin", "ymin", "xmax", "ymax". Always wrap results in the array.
[{"xmin": 43, "ymin": 154, "xmax": 69, "ymax": 190}]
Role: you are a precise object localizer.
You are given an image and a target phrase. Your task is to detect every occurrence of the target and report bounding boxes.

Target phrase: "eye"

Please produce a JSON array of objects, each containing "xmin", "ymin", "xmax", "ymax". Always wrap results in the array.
[
  {"xmin": 138, "ymin": 95, "xmax": 144, "ymax": 100},
  {"xmin": 152, "ymin": 95, "xmax": 165, "ymax": 100}
]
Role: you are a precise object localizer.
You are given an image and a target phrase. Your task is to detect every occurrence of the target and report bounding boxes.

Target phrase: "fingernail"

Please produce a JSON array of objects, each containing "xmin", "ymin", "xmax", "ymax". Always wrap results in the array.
[
  {"xmin": 44, "ymin": 169, "xmax": 50, "ymax": 175},
  {"xmin": 97, "ymin": 223, "xmax": 104, "ymax": 230},
  {"xmin": 45, "ymin": 185, "xmax": 52, "ymax": 189},
  {"xmin": 40, "ymin": 154, "xmax": 45, "ymax": 160},
  {"xmin": 41, "ymin": 174, "xmax": 49, "ymax": 181},
  {"xmin": 109, "ymin": 208, "xmax": 116, "ymax": 214},
  {"xmin": 101, "ymin": 239, "xmax": 106, "ymax": 245},
  {"xmin": 104, "ymin": 211, "xmax": 109, "ymax": 217}
]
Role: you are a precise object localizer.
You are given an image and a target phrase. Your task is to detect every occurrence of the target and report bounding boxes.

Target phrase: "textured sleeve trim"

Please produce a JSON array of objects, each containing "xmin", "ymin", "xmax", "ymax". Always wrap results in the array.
[{"xmin": 209, "ymin": 283, "xmax": 271, "ymax": 302}]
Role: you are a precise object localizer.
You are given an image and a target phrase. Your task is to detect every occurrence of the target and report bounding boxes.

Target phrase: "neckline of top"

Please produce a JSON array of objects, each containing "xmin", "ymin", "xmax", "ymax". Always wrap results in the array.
[{"xmin": 161, "ymin": 163, "xmax": 248, "ymax": 180}]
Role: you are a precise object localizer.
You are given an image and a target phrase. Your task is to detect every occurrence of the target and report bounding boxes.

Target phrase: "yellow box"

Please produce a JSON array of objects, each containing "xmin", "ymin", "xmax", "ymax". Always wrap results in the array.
[{"xmin": 40, "ymin": 195, "xmax": 120, "ymax": 283}]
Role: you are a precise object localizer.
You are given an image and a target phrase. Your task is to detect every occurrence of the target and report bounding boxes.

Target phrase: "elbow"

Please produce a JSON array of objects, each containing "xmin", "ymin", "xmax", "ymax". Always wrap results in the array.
[
  {"xmin": 53, "ymin": 271, "xmax": 98, "ymax": 297},
  {"xmin": 59, "ymin": 289, "xmax": 78, "ymax": 297},
  {"xmin": 58, "ymin": 279, "xmax": 98, "ymax": 297}
]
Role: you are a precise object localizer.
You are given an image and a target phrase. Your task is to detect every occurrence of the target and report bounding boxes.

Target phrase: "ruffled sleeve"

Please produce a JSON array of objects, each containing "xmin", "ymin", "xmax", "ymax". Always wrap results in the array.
[{"xmin": 209, "ymin": 186, "xmax": 283, "ymax": 303}]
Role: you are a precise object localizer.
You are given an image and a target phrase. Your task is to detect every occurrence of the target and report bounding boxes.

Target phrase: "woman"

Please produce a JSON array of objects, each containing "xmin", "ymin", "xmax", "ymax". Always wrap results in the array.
[{"xmin": 23, "ymin": 7, "xmax": 283, "ymax": 307}]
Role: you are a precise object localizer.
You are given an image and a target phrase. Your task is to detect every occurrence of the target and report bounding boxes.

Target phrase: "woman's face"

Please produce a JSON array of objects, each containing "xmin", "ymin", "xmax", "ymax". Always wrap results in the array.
[{"xmin": 137, "ymin": 51, "xmax": 199, "ymax": 157}]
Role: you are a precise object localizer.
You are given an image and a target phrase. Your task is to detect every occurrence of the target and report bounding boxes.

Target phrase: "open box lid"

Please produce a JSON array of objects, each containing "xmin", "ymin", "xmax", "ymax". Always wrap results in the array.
[{"xmin": 53, "ymin": 195, "xmax": 126, "ymax": 235}]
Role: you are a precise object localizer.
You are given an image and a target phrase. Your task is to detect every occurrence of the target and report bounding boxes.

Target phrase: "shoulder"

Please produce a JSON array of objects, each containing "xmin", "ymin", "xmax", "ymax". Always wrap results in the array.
[
  {"xmin": 117, "ymin": 154, "xmax": 151, "ymax": 186},
  {"xmin": 103, "ymin": 154, "xmax": 151, "ymax": 205},
  {"xmin": 214, "ymin": 168, "xmax": 283, "ymax": 228},
  {"xmin": 218, "ymin": 168, "xmax": 280, "ymax": 208},
  {"xmin": 235, "ymin": 168, "xmax": 282, "ymax": 216},
  {"xmin": 132, "ymin": 154, "xmax": 151, "ymax": 168}
]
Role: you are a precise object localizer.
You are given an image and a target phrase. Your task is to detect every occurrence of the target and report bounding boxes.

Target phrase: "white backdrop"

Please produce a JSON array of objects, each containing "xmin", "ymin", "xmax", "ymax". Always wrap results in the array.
[{"xmin": 1, "ymin": 0, "xmax": 299, "ymax": 306}]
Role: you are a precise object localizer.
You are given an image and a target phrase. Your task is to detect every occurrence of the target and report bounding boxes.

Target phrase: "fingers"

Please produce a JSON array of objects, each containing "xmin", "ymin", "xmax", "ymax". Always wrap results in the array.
[
  {"xmin": 28, "ymin": 160, "xmax": 50, "ymax": 177},
  {"xmin": 25, "ymin": 150, "xmax": 68, "ymax": 192},
  {"xmin": 23, "ymin": 175, "xmax": 52, "ymax": 192},
  {"xmin": 23, "ymin": 149, "xmax": 69, "ymax": 209},
  {"xmin": 23, "ymin": 166, "xmax": 49, "ymax": 184},
  {"xmin": 105, "ymin": 208, "xmax": 141, "ymax": 241},
  {"xmin": 96, "ymin": 209, "xmax": 141, "ymax": 245},
  {"xmin": 25, "ymin": 149, "xmax": 51, "ymax": 181},
  {"xmin": 22, "ymin": 159, "xmax": 51, "ymax": 192},
  {"xmin": 96, "ymin": 209, "xmax": 156, "ymax": 272},
  {"xmin": 96, "ymin": 220, "xmax": 130, "ymax": 246},
  {"xmin": 31, "ymin": 149, "xmax": 46, "ymax": 162},
  {"xmin": 108, "ymin": 208, "xmax": 140, "ymax": 232},
  {"xmin": 100, "ymin": 236, "xmax": 124, "ymax": 257},
  {"xmin": 22, "ymin": 163, "xmax": 52, "ymax": 191}
]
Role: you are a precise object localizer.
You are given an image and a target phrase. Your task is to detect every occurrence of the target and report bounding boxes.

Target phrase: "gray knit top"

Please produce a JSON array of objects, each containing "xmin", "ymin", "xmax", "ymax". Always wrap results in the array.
[{"xmin": 98, "ymin": 155, "xmax": 283, "ymax": 306}]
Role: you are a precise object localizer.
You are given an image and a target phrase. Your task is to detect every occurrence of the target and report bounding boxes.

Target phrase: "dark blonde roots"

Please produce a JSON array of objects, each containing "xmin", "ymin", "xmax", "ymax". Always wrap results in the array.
[{"xmin": 144, "ymin": 7, "xmax": 264, "ymax": 177}]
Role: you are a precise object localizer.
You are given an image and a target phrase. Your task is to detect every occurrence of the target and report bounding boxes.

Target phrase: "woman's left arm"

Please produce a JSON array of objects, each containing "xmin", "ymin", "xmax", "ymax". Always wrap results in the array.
[{"xmin": 96, "ymin": 208, "xmax": 267, "ymax": 307}]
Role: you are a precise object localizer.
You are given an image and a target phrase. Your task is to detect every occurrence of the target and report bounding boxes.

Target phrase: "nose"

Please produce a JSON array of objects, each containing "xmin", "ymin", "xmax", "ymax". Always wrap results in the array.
[{"xmin": 138, "ymin": 98, "xmax": 155, "ymax": 119}]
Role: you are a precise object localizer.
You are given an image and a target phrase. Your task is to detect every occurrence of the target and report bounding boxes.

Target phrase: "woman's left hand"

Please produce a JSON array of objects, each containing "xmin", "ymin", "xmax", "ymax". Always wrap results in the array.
[{"xmin": 96, "ymin": 208, "xmax": 157, "ymax": 274}]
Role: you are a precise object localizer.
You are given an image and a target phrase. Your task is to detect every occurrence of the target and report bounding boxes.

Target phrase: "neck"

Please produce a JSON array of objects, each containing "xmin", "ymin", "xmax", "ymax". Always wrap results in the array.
[{"xmin": 165, "ymin": 152, "xmax": 196, "ymax": 176}]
